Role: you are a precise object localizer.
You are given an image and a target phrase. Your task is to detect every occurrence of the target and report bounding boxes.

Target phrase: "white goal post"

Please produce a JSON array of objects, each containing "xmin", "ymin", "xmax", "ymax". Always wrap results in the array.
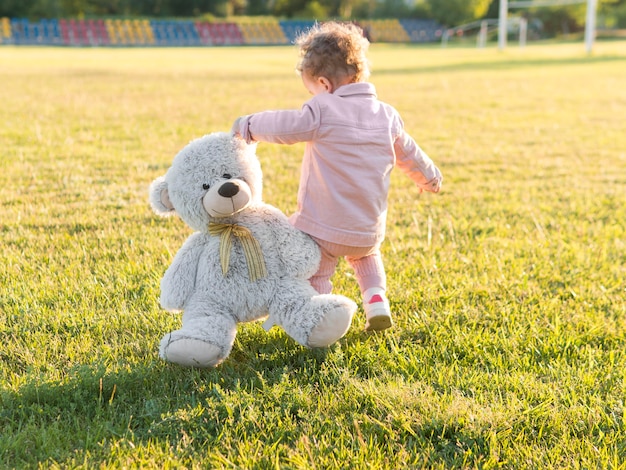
[{"xmin": 498, "ymin": 0, "xmax": 597, "ymax": 52}]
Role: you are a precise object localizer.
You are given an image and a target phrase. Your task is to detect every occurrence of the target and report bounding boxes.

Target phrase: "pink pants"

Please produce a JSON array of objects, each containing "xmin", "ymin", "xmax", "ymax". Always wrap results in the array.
[{"xmin": 309, "ymin": 237, "xmax": 386, "ymax": 295}]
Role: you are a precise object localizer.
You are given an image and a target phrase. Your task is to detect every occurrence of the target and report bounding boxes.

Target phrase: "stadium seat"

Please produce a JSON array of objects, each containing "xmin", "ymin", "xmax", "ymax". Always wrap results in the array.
[
  {"xmin": 194, "ymin": 21, "xmax": 243, "ymax": 46},
  {"xmin": 59, "ymin": 19, "xmax": 88, "ymax": 46},
  {"xmin": 0, "ymin": 17, "xmax": 11, "ymax": 44},
  {"xmin": 42, "ymin": 19, "xmax": 62, "ymax": 45},
  {"xmin": 135, "ymin": 19, "xmax": 155, "ymax": 45},
  {"xmin": 279, "ymin": 20, "xmax": 314, "ymax": 43},
  {"xmin": 399, "ymin": 19, "xmax": 442, "ymax": 43},
  {"xmin": 151, "ymin": 20, "xmax": 200, "ymax": 46},
  {"xmin": 11, "ymin": 18, "xmax": 62, "ymax": 45},
  {"xmin": 29, "ymin": 20, "xmax": 41, "ymax": 44},
  {"xmin": 195, "ymin": 21, "xmax": 213, "ymax": 45},
  {"xmin": 181, "ymin": 20, "xmax": 201, "ymax": 46},
  {"xmin": 10, "ymin": 19, "xmax": 26, "ymax": 44},
  {"xmin": 59, "ymin": 18, "xmax": 70, "ymax": 44},
  {"xmin": 239, "ymin": 22, "xmax": 287, "ymax": 45},
  {"xmin": 76, "ymin": 19, "xmax": 90, "ymax": 45},
  {"xmin": 238, "ymin": 23, "xmax": 258, "ymax": 44},
  {"xmin": 0, "ymin": 18, "xmax": 441, "ymax": 47},
  {"xmin": 67, "ymin": 19, "xmax": 89, "ymax": 45},
  {"xmin": 104, "ymin": 19, "xmax": 117, "ymax": 45},
  {"xmin": 86, "ymin": 19, "xmax": 110, "ymax": 46},
  {"xmin": 359, "ymin": 19, "xmax": 410, "ymax": 43},
  {"xmin": 105, "ymin": 19, "xmax": 135, "ymax": 45},
  {"xmin": 149, "ymin": 20, "xmax": 164, "ymax": 45},
  {"xmin": 119, "ymin": 19, "xmax": 135, "ymax": 45}
]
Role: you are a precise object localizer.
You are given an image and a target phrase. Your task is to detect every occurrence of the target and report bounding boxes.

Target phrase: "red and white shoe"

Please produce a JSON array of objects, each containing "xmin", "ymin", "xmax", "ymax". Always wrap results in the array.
[{"xmin": 363, "ymin": 288, "xmax": 393, "ymax": 331}]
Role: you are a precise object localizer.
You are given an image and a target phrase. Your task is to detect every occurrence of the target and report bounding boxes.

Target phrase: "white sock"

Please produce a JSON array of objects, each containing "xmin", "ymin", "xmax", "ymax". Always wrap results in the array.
[{"xmin": 363, "ymin": 287, "xmax": 386, "ymax": 303}]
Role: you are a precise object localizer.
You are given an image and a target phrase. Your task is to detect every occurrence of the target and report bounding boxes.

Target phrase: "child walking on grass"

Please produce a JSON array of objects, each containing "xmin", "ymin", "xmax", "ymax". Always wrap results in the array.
[{"xmin": 232, "ymin": 21, "xmax": 442, "ymax": 331}]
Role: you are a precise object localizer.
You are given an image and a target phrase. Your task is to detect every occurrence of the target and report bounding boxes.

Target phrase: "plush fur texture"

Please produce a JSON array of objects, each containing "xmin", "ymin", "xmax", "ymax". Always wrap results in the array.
[{"xmin": 150, "ymin": 132, "xmax": 357, "ymax": 368}]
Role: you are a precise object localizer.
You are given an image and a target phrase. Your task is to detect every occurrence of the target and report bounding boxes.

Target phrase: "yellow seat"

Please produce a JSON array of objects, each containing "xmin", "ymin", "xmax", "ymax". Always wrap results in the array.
[{"xmin": 1, "ymin": 17, "xmax": 11, "ymax": 41}]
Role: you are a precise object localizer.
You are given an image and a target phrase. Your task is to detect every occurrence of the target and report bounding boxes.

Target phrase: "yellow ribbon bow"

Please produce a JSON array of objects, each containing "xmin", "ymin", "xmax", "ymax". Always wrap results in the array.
[{"xmin": 208, "ymin": 222, "xmax": 268, "ymax": 282}]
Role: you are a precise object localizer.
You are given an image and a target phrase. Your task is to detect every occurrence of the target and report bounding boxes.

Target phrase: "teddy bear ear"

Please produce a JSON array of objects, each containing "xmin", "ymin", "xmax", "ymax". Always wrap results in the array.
[{"xmin": 149, "ymin": 177, "xmax": 176, "ymax": 216}]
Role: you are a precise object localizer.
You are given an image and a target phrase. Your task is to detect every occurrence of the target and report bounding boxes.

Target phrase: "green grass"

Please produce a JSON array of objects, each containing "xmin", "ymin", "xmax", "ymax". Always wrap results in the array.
[{"xmin": 1, "ymin": 41, "xmax": 625, "ymax": 468}]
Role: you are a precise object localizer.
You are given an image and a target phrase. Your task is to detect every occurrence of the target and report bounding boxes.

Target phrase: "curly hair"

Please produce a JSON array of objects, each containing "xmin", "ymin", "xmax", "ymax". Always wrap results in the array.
[{"xmin": 295, "ymin": 22, "xmax": 370, "ymax": 85}]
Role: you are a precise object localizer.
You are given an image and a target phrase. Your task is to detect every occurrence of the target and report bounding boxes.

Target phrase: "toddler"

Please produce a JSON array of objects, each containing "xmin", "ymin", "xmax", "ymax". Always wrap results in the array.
[{"xmin": 232, "ymin": 21, "xmax": 442, "ymax": 331}]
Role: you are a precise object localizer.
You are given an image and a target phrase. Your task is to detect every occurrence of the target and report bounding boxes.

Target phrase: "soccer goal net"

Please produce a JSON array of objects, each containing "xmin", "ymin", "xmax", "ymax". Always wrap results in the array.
[{"xmin": 498, "ymin": 0, "xmax": 597, "ymax": 52}]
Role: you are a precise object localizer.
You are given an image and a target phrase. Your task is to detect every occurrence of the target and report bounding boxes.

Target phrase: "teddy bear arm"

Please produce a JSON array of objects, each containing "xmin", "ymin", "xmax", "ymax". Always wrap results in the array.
[
  {"xmin": 270, "ymin": 220, "xmax": 321, "ymax": 279},
  {"xmin": 160, "ymin": 234, "xmax": 204, "ymax": 311}
]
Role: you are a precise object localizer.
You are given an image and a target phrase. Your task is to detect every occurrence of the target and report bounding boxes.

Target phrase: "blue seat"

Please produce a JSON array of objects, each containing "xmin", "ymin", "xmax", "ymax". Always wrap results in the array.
[
  {"xmin": 180, "ymin": 20, "xmax": 201, "ymax": 46},
  {"xmin": 39, "ymin": 19, "xmax": 61, "ymax": 45},
  {"xmin": 150, "ymin": 20, "xmax": 163, "ymax": 45},
  {"xmin": 28, "ymin": 21, "xmax": 40, "ymax": 44},
  {"xmin": 280, "ymin": 20, "xmax": 315, "ymax": 43},
  {"xmin": 399, "ymin": 19, "xmax": 443, "ymax": 43},
  {"xmin": 47, "ymin": 19, "xmax": 63, "ymax": 45},
  {"xmin": 167, "ymin": 21, "xmax": 182, "ymax": 46},
  {"xmin": 10, "ymin": 18, "xmax": 26, "ymax": 44},
  {"xmin": 150, "ymin": 20, "xmax": 173, "ymax": 46},
  {"xmin": 9, "ymin": 18, "xmax": 62, "ymax": 45}
]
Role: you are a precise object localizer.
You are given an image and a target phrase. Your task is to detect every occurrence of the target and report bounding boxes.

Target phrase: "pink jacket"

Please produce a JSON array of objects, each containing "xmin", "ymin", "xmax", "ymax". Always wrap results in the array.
[{"xmin": 233, "ymin": 82, "xmax": 442, "ymax": 247}]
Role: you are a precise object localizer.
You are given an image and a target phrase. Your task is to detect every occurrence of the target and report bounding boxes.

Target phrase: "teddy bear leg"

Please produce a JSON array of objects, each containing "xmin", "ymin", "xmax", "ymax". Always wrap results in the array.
[
  {"xmin": 306, "ymin": 294, "xmax": 357, "ymax": 348},
  {"xmin": 160, "ymin": 336, "xmax": 222, "ymax": 368},
  {"xmin": 273, "ymin": 290, "xmax": 357, "ymax": 348},
  {"xmin": 159, "ymin": 314, "xmax": 237, "ymax": 368}
]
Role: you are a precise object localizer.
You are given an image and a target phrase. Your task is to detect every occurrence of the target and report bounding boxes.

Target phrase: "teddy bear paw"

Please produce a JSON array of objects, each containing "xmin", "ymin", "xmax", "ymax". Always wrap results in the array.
[
  {"xmin": 159, "ymin": 336, "xmax": 224, "ymax": 368},
  {"xmin": 307, "ymin": 297, "xmax": 356, "ymax": 348}
]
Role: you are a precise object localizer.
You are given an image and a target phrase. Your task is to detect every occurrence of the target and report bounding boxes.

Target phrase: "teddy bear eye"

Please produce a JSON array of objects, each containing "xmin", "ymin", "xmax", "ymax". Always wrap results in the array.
[
  {"xmin": 222, "ymin": 173, "xmax": 232, "ymax": 179},
  {"xmin": 202, "ymin": 183, "xmax": 210, "ymax": 190}
]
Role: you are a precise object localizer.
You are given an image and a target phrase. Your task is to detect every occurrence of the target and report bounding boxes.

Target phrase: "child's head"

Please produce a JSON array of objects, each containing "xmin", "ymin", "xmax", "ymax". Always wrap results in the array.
[{"xmin": 295, "ymin": 22, "xmax": 370, "ymax": 93}]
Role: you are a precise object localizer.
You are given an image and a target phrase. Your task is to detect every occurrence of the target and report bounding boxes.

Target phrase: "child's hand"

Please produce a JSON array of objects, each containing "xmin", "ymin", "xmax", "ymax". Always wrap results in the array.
[
  {"xmin": 421, "ymin": 176, "xmax": 442, "ymax": 193},
  {"xmin": 231, "ymin": 117, "xmax": 243, "ymax": 137}
]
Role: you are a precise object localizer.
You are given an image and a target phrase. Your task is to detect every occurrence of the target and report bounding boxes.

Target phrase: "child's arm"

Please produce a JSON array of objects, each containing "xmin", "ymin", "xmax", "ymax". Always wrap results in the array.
[
  {"xmin": 160, "ymin": 233, "xmax": 204, "ymax": 311},
  {"xmin": 394, "ymin": 129, "xmax": 442, "ymax": 193},
  {"xmin": 231, "ymin": 104, "xmax": 319, "ymax": 145}
]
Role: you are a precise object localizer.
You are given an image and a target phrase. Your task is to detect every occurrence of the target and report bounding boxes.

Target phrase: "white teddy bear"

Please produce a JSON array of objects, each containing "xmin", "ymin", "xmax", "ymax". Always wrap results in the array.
[{"xmin": 149, "ymin": 132, "xmax": 357, "ymax": 367}]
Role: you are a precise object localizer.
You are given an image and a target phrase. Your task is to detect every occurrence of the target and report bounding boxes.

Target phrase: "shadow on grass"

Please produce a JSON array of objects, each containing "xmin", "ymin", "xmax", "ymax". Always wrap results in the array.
[
  {"xmin": 0, "ymin": 326, "xmax": 498, "ymax": 467},
  {"xmin": 0, "ymin": 330, "xmax": 336, "ymax": 464}
]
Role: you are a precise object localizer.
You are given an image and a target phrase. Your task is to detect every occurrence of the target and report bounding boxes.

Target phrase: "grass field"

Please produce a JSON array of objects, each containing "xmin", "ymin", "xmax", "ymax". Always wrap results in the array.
[{"xmin": 1, "ymin": 40, "xmax": 625, "ymax": 468}]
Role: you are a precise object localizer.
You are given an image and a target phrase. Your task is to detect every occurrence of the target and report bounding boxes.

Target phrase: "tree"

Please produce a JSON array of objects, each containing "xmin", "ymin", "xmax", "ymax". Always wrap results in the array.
[
  {"xmin": 0, "ymin": 0, "xmax": 39, "ymax": 18},
  {"xmin": 245, "ymin": 0, "xmax": 269, "ymax": 15},
  {"xmin": 272, "ymin": 0, "xmax": 308, "ymax": 17},
  {"xmin": 615, "ymin": 0, "xmax": 626, "ymax": 27},
  {"xmin": 367, "ymin": 0, "xmax": 410, "ymax": 18},
  {"xmin": 426, "ymin": 0, "xmax": 491, "ymax": 26}
]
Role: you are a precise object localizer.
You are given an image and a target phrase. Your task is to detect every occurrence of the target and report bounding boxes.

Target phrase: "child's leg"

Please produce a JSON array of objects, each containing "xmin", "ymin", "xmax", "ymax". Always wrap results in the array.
[
  {"xmin": 309, "ymin": 239, "xmax": 339, "ymax": 294},
  {"xmin": 347, "ymin": 250, "xmax": 392, "ymax": 331},
  {"xmin": 346, "ymin": 251, "xmax": 386, "ymax": 294}
]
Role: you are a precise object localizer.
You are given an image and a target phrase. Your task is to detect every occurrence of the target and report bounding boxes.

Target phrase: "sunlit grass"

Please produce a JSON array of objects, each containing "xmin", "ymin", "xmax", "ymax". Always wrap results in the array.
[{"xmin": 1, "ymin": 41, "xmax": 625, "ymax": 468}]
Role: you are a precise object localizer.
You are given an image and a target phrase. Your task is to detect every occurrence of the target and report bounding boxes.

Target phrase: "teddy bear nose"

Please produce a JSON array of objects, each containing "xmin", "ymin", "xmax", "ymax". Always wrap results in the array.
[{"xmin": 218, "ymin": 181, "xmax": 240, "ymax": 198}]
